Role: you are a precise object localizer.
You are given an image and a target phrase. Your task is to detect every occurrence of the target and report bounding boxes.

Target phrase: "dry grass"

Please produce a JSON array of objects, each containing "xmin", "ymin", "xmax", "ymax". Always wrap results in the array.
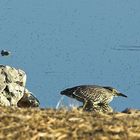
[{"xmin": 0, "ymin": 107, "xmax": 140, "ymax": 140}]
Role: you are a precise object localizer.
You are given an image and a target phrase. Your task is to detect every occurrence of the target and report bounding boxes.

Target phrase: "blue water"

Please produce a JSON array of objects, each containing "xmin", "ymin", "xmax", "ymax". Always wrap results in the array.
[{"xmin": 1, "ymin": 1, "xmax": 140, "ymax": 111}]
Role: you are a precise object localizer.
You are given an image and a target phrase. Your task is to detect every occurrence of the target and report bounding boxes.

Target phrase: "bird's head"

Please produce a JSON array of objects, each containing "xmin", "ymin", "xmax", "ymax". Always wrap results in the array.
[
  {"xmin": 60, "ymin": 89, "xmax": 72, "ymax": 97},
  {"xmin": 103, "ymin": 86, "xmax": 127, "ymax": 98}
]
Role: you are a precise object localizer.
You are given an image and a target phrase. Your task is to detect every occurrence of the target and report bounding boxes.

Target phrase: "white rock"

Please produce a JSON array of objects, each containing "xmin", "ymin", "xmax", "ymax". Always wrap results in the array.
[
  {"xmin": 0, "ymin": 65, "xmax": 39, "ymax": 107},
  {"xmin": 0, "ymin": 94, "xmax": 10, "ymax": 106},
  {"xmin": 18, "ymin": 69, "xmax": 26, "ymax": 86},
  {"xmin": 7, "ymin": 83, "xmax": 25, "ymax": 106},
  {"xmin": 0, "ymin": 74, "xmax": 6, "ymax": 92}
]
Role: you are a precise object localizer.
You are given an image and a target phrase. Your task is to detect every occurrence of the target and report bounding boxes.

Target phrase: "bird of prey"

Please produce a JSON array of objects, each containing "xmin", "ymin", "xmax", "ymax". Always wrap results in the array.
[
  {"xmin": 1, "ymin": 50, "xmax": 11, "ymax": 56},
  {"xmin": 60, "ymin": 85, "xmax": 127, "ymax": 112}
]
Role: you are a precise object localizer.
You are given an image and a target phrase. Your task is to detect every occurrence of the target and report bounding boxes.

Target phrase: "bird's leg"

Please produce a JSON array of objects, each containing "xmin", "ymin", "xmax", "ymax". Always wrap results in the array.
[
  {"xmin": 97, "ymin": 102, "xmax": 105, "ymax": 107},
  {"xmin": 102, "ymin": 104, "xmax": 113, "ymax": 113},
  {"xmin": 82, "ymin": 100, "xmax": 88, "ymax": 110}
]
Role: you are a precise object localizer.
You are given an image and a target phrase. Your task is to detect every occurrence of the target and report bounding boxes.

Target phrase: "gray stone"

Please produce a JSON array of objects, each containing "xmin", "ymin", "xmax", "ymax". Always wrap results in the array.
[
  {"xmin": 0, "ymin": 94, "xmax": 10, "ymax": 106},
  {"xmin": 3, "ymin": 66, "xmax": 26, "ymax": 85},
  {"xmin": 0, "ymin": 65, "xmax": 40, "ymax": 107},
  {"xmin": 6, "ymin": 83, "xmax": 25, "ymax": 106},
  {"xmin": 17, "ymin": 89, "xmax": 40, "ymax": 107}
]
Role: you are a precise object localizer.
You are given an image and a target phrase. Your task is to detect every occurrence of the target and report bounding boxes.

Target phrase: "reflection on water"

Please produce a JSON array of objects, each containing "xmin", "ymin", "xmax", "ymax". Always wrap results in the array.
[
  {"xmin": 56, "ymin": 95, "xmax": 81, "ymax": 109},
  {"xmin": 112, "ymin": 45, "xmax": 140, "ymax": 51}
]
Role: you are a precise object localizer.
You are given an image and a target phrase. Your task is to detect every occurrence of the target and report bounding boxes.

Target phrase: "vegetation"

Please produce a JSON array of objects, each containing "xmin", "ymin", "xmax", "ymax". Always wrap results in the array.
[{"xmin": 0, "ymin": 107, "xmax": 140, "ymax": 140}]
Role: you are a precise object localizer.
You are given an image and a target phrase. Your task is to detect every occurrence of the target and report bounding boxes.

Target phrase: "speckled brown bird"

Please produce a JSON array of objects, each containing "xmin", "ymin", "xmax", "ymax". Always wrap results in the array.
[{"xmin": 60, "ymin": 85, "xmax": 127, "ymax": 111}]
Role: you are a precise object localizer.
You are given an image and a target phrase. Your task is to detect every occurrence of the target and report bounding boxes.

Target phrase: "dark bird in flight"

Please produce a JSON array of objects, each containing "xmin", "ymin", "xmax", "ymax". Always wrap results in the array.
[
  {"xmin": 1, "ymin": 50, "xmax": 11, "ymax": 56},
  {"xmin": 60, "ymin": 85, "xmax": 127, "ymax": 112}
]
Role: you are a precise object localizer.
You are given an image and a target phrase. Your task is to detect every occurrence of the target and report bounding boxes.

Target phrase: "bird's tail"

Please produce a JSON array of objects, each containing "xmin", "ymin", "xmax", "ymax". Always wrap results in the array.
[{"xmin": 117, "ymin": 93, "xmax": 127, "ymax": 97}]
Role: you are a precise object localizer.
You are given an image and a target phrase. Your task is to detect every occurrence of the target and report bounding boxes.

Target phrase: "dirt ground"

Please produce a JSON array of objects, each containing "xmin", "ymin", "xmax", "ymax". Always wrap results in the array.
[{"xmin": 0, "ymin": 106, "xmax": 140, "ymax": 140}]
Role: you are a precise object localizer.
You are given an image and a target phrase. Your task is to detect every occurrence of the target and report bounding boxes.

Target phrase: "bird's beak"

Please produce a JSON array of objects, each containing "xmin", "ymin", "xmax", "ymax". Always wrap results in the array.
[
  {"xmin": 60, "ymin": 91, "xmax": 65, "ymax": 95},
  {"xmin": 118, "ymin": 93, "xmax": 127, "ymax": 98}
]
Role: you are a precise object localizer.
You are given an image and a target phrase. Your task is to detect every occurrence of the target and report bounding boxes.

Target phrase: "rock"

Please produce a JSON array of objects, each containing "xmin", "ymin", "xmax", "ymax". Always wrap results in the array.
[
  {"xmin": 0, "ymin": 65, "xmax": 40, "ymax": 107},
  {"xmin": 17, "ymin": 89, "xmax": 40, "ymax": 107},
  {"xmin": 18, "ymin": 69, "xmax": 26, "ymax": 86},
  {"xmin": 3, "ymin": 65, "xmax": 26, "ymax": 86},
  {"xmin": 0, "ymin": 94, "xmax": 10, "ymax": 106},
  {"xmin": 122, "ymin": 108, "xmax": 140, "ymax": 114},
  {"xmin": 4, "ymin": 83, "xmax": 25, "ymax": 106}
]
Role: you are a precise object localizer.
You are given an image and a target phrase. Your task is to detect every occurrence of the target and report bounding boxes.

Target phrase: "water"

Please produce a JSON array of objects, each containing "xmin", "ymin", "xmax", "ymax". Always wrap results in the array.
[
  {"xmin": 56, "ymin": 96, "xmax": 64, "ymax": 109},
  {"xmin": 112, "ymin": 45, "xmax": 140, "ymax": 51},
  {"xmin": 56, "ymin": 95, "xmax": 81, "ymax": 109}
]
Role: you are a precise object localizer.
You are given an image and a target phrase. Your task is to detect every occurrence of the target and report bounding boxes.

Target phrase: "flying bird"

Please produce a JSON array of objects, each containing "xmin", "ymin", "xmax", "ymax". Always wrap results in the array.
[
  {"xmin": 1, "ymin": 50, "xmax": 11, "ymax": 56},
  {"xmin": 60, "ymin": 85, "xmax": 127, "ymax": 112}
]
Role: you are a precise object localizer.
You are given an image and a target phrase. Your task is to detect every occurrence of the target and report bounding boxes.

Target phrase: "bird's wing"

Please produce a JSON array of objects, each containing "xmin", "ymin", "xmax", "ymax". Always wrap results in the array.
[
  {"xmin": 87, "ymin": 87, "xmax": 110, "ymax": 103},
  {"xmin": 92, "ymin": 87, "xmax": 113, "ymax": 104},
  {"xmin": 72, "ymin": 87, "xmax": 86, "ymax": 102},
  {"xmin": 73, "ymin": 87, "xmax": 103, "ymax": 102}
]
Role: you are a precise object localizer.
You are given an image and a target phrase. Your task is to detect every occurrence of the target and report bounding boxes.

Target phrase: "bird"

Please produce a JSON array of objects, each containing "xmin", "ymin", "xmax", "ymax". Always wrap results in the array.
[
  {"xmin": 86, "ymin": 104, "xmax": 113, "ymax": 113},
  {"xmin": 60, "ymin": 85, "xmax": 127, "ymax": 112},
  {"xmin": 1, "ymin": 50, "xmax": 11, "ymax": 56}
]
